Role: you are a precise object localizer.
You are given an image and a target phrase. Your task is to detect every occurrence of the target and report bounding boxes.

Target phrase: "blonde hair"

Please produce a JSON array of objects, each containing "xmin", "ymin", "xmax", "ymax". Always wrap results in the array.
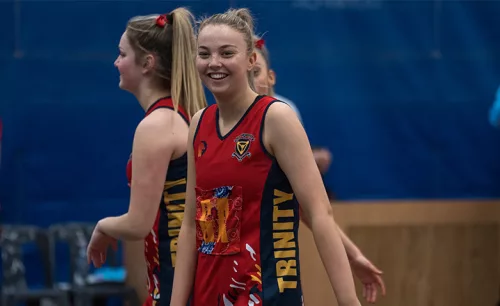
[
  {"xmin": 126, "ymin": 8, "xmax": 206, "ymax": 118},
  {"xmin": 197, "ymin": 8, "xmax": 256, "ymax": 91}
]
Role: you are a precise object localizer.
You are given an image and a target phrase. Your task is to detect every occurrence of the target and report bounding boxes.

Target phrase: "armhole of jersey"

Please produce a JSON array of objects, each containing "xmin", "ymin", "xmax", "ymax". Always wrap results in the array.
[
  {"xmin": 177, "ymin": 108, "xmax": 190, "ymax": 125},
  {"xmin": 151, "ymin": 106, "xmax": 190, "ymax": 125},
  {"xmin": 259, "ymin": 99, "xmax": 284, "ymax": 160},
  {"xmin": 192, "ymin": 106, "xmax": 210, "ymax": 148}
]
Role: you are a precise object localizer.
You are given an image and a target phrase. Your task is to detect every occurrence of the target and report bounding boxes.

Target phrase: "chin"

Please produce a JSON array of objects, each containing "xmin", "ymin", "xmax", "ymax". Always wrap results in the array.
[
  {"xmin": 208, "ymin": 86, "xmax": 227, "ymax": 94},
  {"xmin": 205, "ymin": 83, "xmax": 228, "ymax": 95},
  {"xmin": 118, "ymin": 81, "xmax": 131, "ymax": 92}
]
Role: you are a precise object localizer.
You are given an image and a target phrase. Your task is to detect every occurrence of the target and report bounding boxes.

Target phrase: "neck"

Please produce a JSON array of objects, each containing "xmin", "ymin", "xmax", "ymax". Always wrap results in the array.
[
  {"xmin": 135, "ymin": 86, "xmax": 171, "ymax": 112},
  {"xmin": 215, "ymin": 87, "xmax": 259, "ymax": 122}
]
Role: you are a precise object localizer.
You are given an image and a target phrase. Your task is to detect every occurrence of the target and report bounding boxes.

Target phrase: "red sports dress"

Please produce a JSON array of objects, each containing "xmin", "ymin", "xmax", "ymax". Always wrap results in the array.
[
  {"xmin": 191, "ymin": 95, "xmax": 303, "ymax": 306},
  {"xmin": 126, "ymin": 97, "xmax": 189, "ymax": 306}
]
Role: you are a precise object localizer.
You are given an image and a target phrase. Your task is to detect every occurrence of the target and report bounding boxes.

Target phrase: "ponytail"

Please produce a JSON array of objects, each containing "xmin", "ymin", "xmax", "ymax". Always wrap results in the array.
[{"xmin": 170, "ymin": 8, "xmax": 207, "ymax": 118}]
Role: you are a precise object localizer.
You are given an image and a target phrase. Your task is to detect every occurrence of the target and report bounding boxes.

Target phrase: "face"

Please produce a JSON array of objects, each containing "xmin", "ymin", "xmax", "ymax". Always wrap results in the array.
[
  {"xmin": 114, "ymin": 32, "xmax": 144, "ymax": 92},
  {"xmin": 253, "ymin": 50, "xmax": 276, "ymax": 96},
  {"xmin": 196, "ymin": 24, "xmax": 256, "ymax": 96}
]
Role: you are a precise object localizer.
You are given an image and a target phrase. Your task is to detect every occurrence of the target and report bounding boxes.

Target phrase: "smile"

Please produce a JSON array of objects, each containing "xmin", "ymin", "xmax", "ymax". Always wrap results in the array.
[{"xmin": 208, "ymin": 73, "xmax": 228, "ymax": 80}]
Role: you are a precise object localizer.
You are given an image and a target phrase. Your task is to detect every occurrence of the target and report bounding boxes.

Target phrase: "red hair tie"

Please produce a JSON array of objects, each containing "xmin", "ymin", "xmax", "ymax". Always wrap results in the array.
[
  {"xmin": 156, "ymin": 14, "xmax": 168, "ymax": 28},
  {"xmin": 255, "ymin": 38, "xmax": 265, "ymax": 49}
]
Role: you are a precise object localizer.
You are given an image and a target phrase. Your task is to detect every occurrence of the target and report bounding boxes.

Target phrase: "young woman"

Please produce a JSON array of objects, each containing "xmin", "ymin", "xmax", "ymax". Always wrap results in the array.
[
  {"xmin": 86, "ymin": 8, "xmax": 206, "ymax": 306},
  {"xmin": 252, "ymin": 36, "xmax": 386, "ymax": 303},
  {"xmin": 171, "ymin": 8, "xmax": 361, "ymax": 306}
]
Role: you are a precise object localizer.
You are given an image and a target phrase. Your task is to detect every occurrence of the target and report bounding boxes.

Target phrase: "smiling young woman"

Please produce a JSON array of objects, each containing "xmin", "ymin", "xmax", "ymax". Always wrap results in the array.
[{"xmin": 170, "ymin": 8, "xmax": 361, "ymax": 306}]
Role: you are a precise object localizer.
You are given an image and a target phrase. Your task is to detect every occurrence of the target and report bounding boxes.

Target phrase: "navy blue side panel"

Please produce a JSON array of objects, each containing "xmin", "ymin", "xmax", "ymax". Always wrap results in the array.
[{"xmin": 260, "ymin": 160, "xmax": 302, "ymax": 306}]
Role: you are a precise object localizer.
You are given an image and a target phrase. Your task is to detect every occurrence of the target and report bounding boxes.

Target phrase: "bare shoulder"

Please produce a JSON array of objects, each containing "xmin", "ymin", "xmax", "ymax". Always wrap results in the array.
[
  {"xmin": 136, "ymin": 111, "xmax": 168, "ymax": 133},
  {"xmin": 266, "ymin": 100, "xmax": 298, "ymax": 122},
  {"xmin": 263, "ymin": 101, "xmax": 305, "ymax": 155},
  {"xmin": 133, "ymin": 110, "xmax": 177, "ymax": 149},
  {"xmin": 265, "ymin": 101, "xmax": 304, "ymax": 138}
]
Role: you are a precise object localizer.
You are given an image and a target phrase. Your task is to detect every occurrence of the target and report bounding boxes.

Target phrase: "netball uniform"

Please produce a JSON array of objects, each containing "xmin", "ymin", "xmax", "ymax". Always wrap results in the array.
[
  {"xmin": 191, "ymin": 95, "xmax": 303, "ymax": 306},
  {"xmin": 126, "ymin": 97, "xmax": 189, "ymax": 306}
]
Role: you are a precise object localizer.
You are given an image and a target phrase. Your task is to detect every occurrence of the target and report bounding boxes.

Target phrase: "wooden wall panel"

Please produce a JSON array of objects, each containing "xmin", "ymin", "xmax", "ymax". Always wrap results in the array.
[
  {"xmin": 346, "ymin": 224, "xmax": 499, "ymax": 306},
  {"xmin": 299, "ymin": 200, "xmax": 500, "ymax": 306}
]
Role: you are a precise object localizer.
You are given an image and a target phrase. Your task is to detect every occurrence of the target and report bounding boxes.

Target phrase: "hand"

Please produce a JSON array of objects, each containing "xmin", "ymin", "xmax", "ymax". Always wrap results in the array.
[
  {"xmin": 87, "ymin": 222, "xmax": 118, "ymax": 268},
  {"xmin": 312, "ymin": 148, "xmax": 332, "ymax": 174},
  {"xmin": 350, "ymin": 255, "xmax": 386, "ymax": 303}
]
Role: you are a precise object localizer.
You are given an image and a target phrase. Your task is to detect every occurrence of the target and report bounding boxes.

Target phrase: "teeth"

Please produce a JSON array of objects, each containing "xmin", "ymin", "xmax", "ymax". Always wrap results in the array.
[{"xmin": 209, "ymin": 73, "xmax": 227, "ymax": 80}]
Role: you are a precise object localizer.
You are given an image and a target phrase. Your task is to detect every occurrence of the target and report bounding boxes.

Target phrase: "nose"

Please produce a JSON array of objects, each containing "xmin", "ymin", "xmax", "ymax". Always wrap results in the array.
[
  {"xmin": 114, "ymin": 57, "xmax": 119, "ymax": 68},
  {"xmin": 208, "ymin": 55, "xmax": 222, "ymax": 69}
]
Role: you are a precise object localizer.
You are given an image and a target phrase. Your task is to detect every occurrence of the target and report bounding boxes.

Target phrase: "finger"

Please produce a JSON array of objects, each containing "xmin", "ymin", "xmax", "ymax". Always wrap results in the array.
[
  {"xmin": 377, "ymin": 275, "xmax": 387, "ymax": 296},
  {"xmin": 370, "ymin": 284, "xmax": 377, "ymax": 303},
  {"xmin": 91, "ymin": 255, "xmax": 101, "ymax": 268},
  {"xmin": 365, "ymin": 283, "xmax": 374, "ymax": 304},
  {"xmin": 101, "ymin": 252, "xmax": 107, "ymax": 265},
  {"xmin": 89, "ymin": 251, "xmax": 97, "ymax": 267},
  {"xmin": 364, "ymin": 284, "xmax": 371, "ymax": 303},
  {"xmin": 363, "ymin": 284, "xmax": 371, "ymax": 303}
]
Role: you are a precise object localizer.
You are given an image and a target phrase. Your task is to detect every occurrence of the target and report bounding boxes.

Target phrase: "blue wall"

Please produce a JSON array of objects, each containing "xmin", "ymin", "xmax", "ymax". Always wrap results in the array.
[
  {"xmin": 1, "ymin": 0, "xmax": 500, "ymax": 284},
  {"xmin": 1, "ymin": 0, "xmax": 500, "ymax": 218}
]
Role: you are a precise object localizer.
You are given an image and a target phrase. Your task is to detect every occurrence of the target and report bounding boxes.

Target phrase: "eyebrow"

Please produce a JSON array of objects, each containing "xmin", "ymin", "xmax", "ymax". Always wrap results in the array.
[{"xmin": 198, "ymin": 44, "xmax": 237, "ymax": 50}]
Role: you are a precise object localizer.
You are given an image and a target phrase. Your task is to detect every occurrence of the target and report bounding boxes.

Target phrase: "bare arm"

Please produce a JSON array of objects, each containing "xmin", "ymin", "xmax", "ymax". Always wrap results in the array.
[
  {"xmin": 99, "ymin": 110, "xmax": 175, "ymax": 240},
  {"xmin": 300, "ymin": 211, "xmax": 361, "ymax": 260},
  {"xmin": 337, "ymin": 228, "xmax": 362, "ymax": 260},
  {"xmin": 124, "ymin": 241, "xmax": 148, "ymax": 303},
  {"xmin": 265, "ymin": 102, "xmax": 360, "ymax": 306},
  {"xmin": 170, "ymin": 109, "xmax": 203, "ymax": 306}
]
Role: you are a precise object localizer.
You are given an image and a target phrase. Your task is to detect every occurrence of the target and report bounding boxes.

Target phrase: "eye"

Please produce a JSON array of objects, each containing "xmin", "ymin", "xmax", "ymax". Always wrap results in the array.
[
  {"xmin": 221, "ymin": 51, "xmax": 234, "ymax": 58},
  {"xmin": 253, "ymin": 67, "xmax": 261, "ymax": 77},
  {"xmin": 198, "ymin": 52, "xmax": 209, "ymax": 59}
]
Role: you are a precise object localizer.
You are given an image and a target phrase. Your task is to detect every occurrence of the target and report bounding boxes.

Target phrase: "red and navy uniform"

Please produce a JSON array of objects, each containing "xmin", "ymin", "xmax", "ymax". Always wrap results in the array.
[
  {"xmin": 192, "ymin": 95, "xmax": 303, "ymax": 306},
  {"xmin": 126, "ymin": 97, "xmax": 189, "ymax": 306}
]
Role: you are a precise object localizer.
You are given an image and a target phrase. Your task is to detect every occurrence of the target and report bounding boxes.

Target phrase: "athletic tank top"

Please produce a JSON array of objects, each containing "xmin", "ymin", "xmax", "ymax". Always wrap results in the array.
[
  {"xmin": 126, "ymin": 97, "xmax": 189, "ymax": 306},
  {"xmin": 191, "ymin": 95, "xmax": 303, "ymax": 306}
]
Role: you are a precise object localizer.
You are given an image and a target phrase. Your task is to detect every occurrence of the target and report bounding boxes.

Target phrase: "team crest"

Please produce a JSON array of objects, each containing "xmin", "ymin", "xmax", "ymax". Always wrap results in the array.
[{"xmin": 232, "ymin": 133, "xmax": 255, "ymax": 162}]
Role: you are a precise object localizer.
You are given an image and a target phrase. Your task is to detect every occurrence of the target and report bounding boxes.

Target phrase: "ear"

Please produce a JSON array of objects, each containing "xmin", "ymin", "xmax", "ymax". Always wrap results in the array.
[
  {"xmin": 268, "ymin": 69, "xmax": 276, "ymax": 87},
  {"xmin": 142, "ymin": 54, "xmax": 155, "ymax": 74},
  {"xmin": 248, "ymin": 51, "xmax": 257, "ymax": 72}
]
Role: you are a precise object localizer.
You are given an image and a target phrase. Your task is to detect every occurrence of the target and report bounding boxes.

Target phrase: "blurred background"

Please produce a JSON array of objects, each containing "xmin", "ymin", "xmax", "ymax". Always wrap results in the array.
[{"xmin": 1, "ymin": 0, "xmax": 500, "ymax": 305}]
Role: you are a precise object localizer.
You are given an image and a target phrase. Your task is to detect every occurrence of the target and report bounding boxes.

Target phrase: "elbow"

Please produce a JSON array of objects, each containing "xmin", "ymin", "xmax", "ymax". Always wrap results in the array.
[
  {"xmin": 315, "ymin": 201, "xmax": 334, "ymax": 218},
  {"xmin": 135, "ymin": 229, "xmax": 151, "ymax": 240},
  {"xmin": 99, "ymin": 215, "xmax": 151, "ymax": 241},
  {"xmin": 308, "ymin": 202, "xmax": 335, "ymax": 228},
  {"xmin": 325, "ymin": 203, "xmax": 334, "ymax": 218},
  {"xmin": 130, "ymin": 224, "xmax": 152, "ymax": 240},
  {"xmin": 127, "ymin": 218, "xmax": 153, "ymax": 240}
]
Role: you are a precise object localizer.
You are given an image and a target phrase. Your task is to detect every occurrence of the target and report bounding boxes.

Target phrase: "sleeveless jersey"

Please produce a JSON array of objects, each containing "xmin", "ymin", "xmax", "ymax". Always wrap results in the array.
[
  {"xmin": 126, "ymin": 97, "xmax": 189, "ymax": 306},
  {"xmin": 191, "ymin": 95, "xmax": 303, "ymax": 306}
]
